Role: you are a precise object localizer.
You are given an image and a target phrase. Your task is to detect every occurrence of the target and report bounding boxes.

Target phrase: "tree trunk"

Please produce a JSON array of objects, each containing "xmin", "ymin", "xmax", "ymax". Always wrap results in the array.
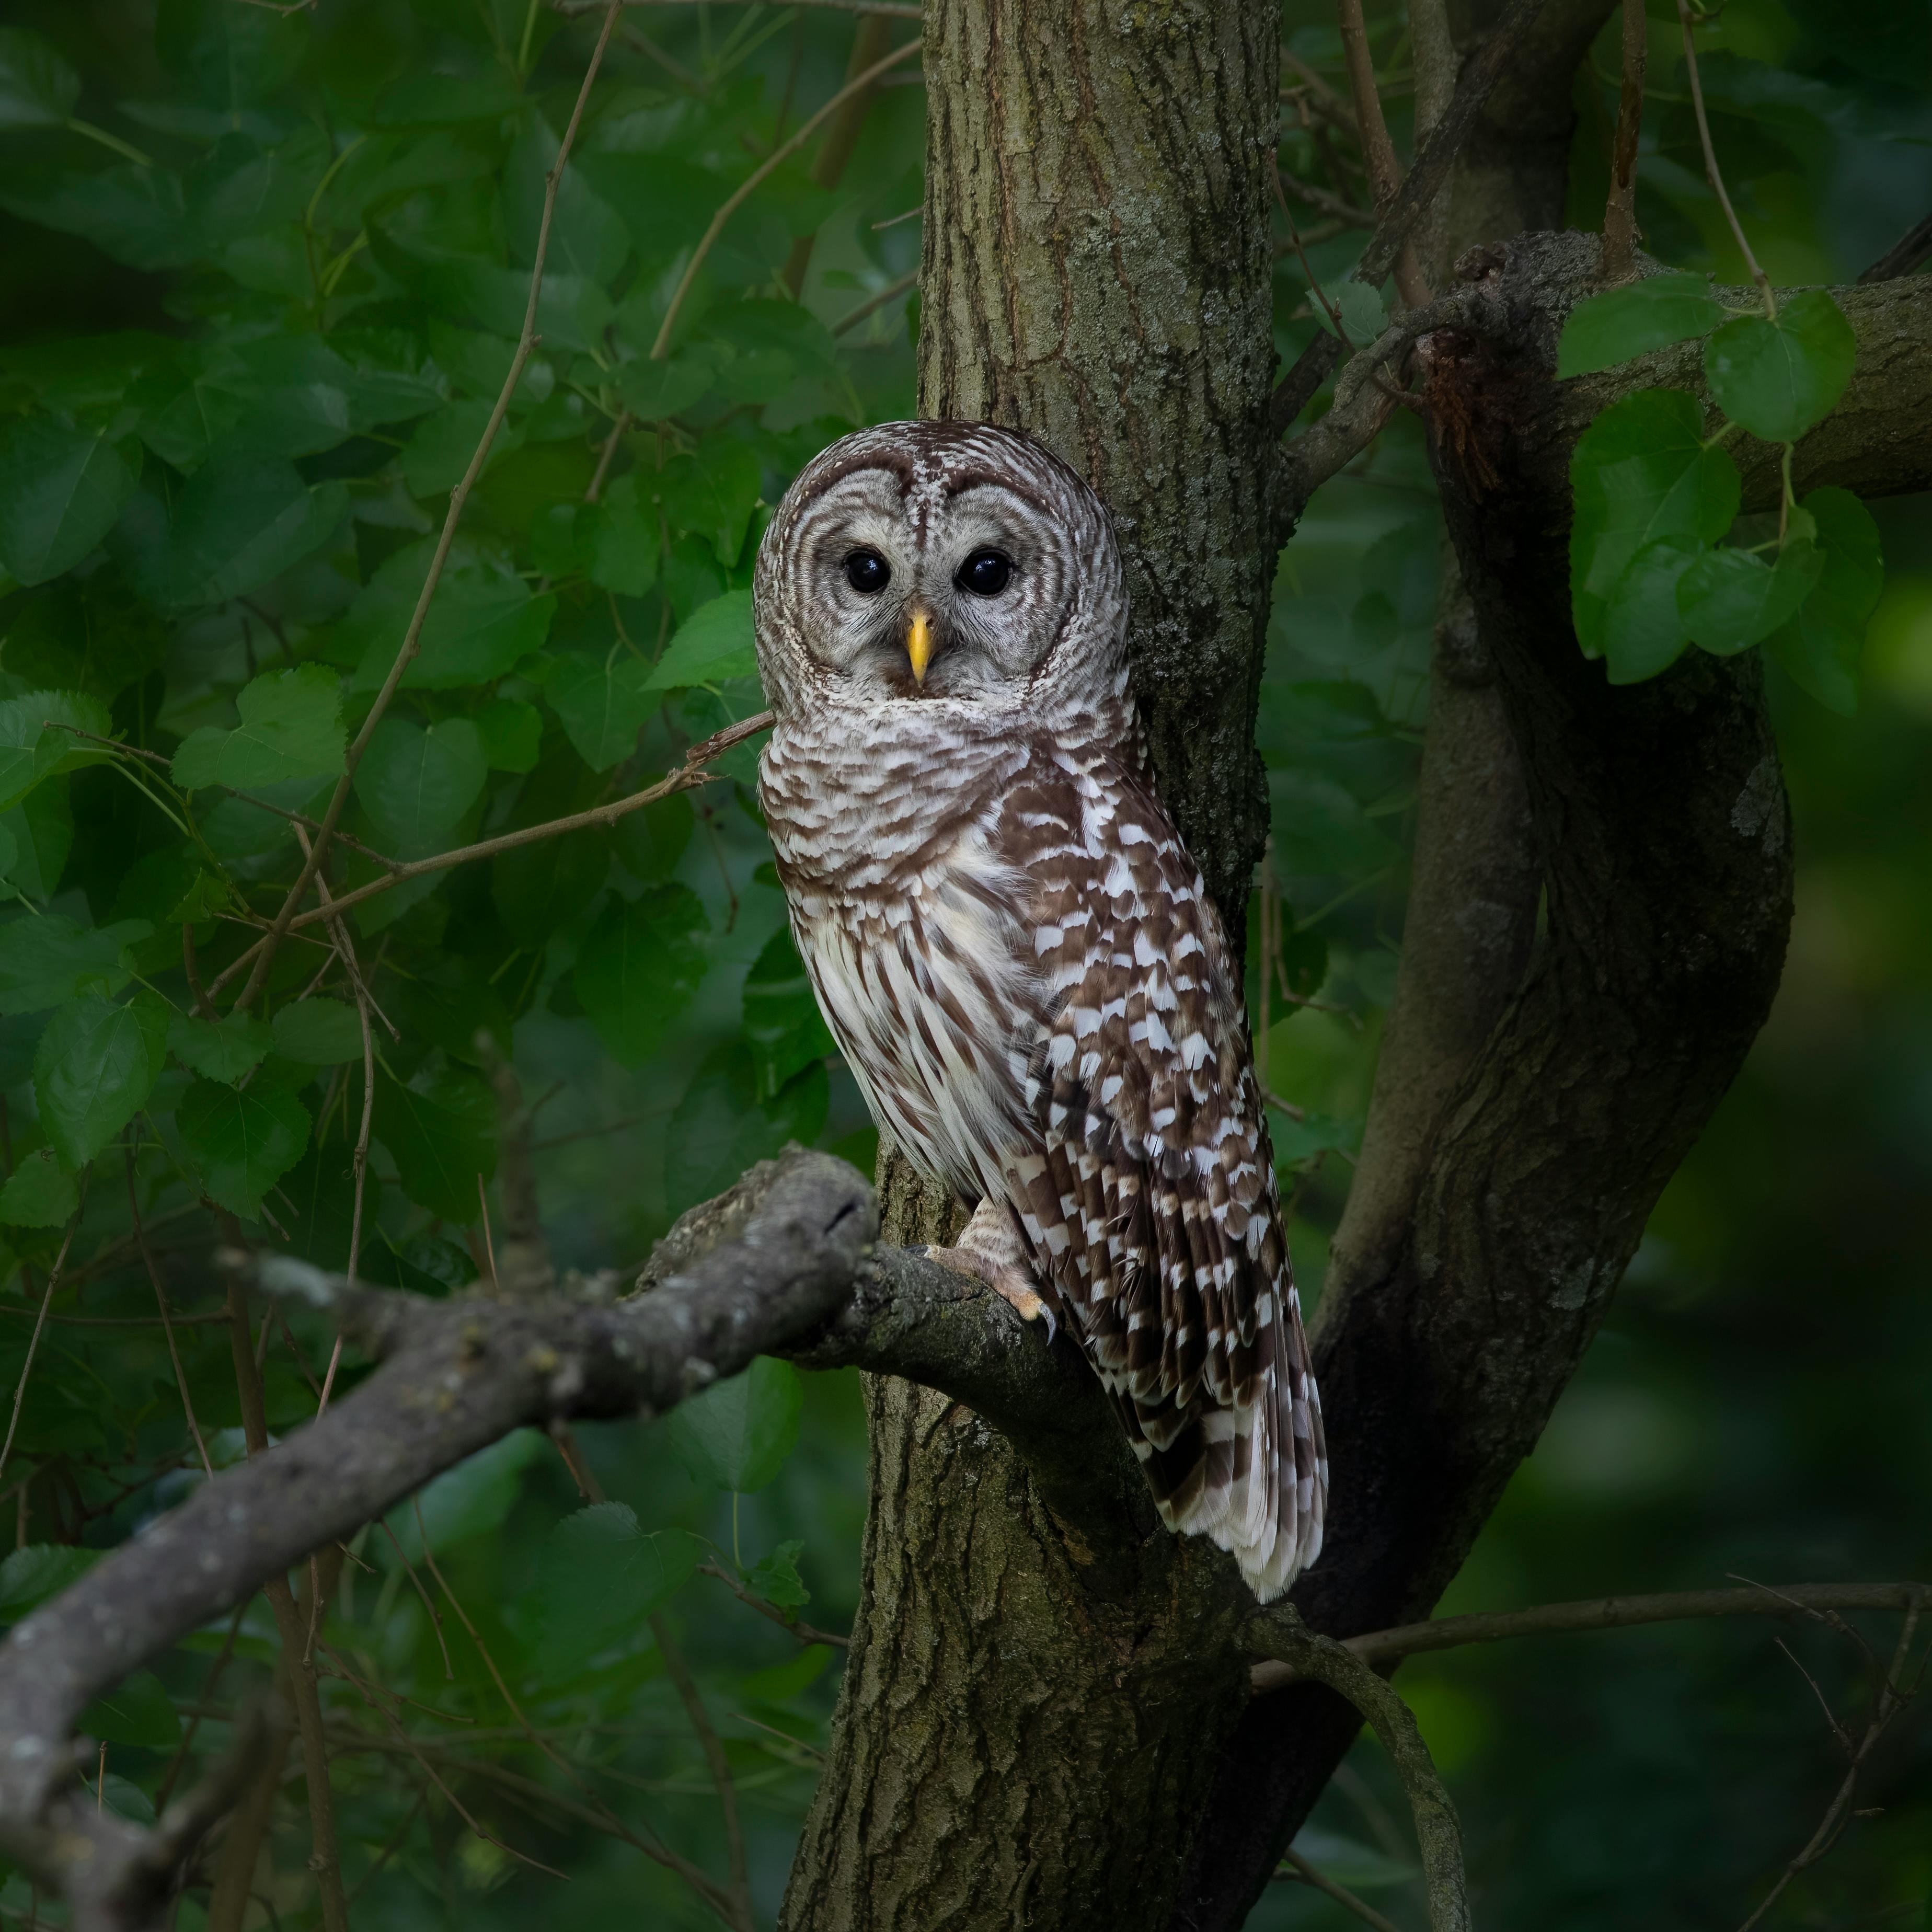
[{"xmin": 779, "ymin": 0, "xmax": 1282, "ymax": 1925}]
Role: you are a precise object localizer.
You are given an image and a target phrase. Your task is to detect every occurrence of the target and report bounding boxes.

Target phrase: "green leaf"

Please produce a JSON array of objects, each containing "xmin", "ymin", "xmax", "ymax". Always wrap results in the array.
[
  {"xmin": 0, "ymin": 782, "xmax": 73, "ymax": 904},
  {"xmin": 572, "ymin": 885, "xmax": 708, "ymax": 1067},
  {"xmin": 0, "ymin": 914, "xmax": 149, "ymax": 1014},
  {"xmin": 547, "ymin": 652, "xmax": 658, "ymax": 772},
  {"xmin": 0, "ymin": 1148, "xmax": 77, "ymax": 1228},
  {"xmin": 387, "ymin": 1431, "xmax": 548, "ymax": 1561},
  {"xmin": 665, "ymin": 1356, "xmax": 803, "ymax": 1493},
  {"xmin": 1765, "ymin": 487, "xmax": 1885, "ymax": 715},
  {"xmin": 665, "ymin": 1044, "xmax": 827, "ymax": 1209},
  {"xmin": 645, "ymin": 589, "xmax": 757, "ymax": 692},
  {"xmin": 475, "ymin": 698, "xmax": 542, "ymax": 773},
  {"xmin": 534, "ymin": 1506, "xmax": 701, "ymax": 1673},
  {"xmin": 742, "ymin": 928, "xmax": 835, "ymax": 1102},
  {"xmin": 657, "ymin": 439, "xmax": 762, "ymax": 565},
  {"xmin": 746, "ymin": 1538, "xmax": 810, "ymax": 1611},
  {"xmin": 0, "ymin": 30, "xmax": 79, "ymax": 129},
  {"xmin": 0, "ymin": 418, "xmax": 137, "ymax": 588},
  {"xmin": 1569, "ymin": 388, "xmax": 1741, "ymax": 656},
  {"xmin": 0, "ymin": 1544, "xmax": 97, "ymax": 1617},
  {"xmin": 583, "ymin": 472, "xmax": 660, "ymax": 598},
  {"xmin": 374, "ymin": 1064, "xmax": 494, "ymax": 1222},
  {"xmin": 171, "ymin": 664, "xmax": 346, "ymax": 792},
  {"xmin": 272, "ymin": 997, "xmax": 364, "ymax": 1065},
  {"xmin": 1678, "ymin": 540, "xmax": 1824, "ymax": 655},
  {"xmin": 340, "ymin": 547, "xmax": 555, "ymax": 693},
  {"xmin": 399, "ymin": 398, "xmax": 523, "ymax": 498},
  {"xmin": 34, "ymin": 991, "xmax": 169, "ymax": 1167},
  {"xmin": 177, "ymin": 1076, "xmax": 311, "ymax": 1217},
  {"xmin": 168, "ymin": 1010, "xmax": 273, "ymax": 1084},
  {"xmin": 0, "ymin": 689, "xmax": 114, "ymax": 813},
  {"xmin": 353, "ymin": 717, "xmax": 485, "ymax": 858},
  {"xmin": 1312, "ymin": 280, "xmax": 1387, "ymax": 344},
  {"xmin": 1557, "ymin": 273, "xmax": 1727, "ymax": 379},
  {"xmin": 611, "ymin": 789, "xmax": 692, "ymax": 884},
  {"xmin": 79, "ymin": 1671, "xmax": 179, "ymax": 1749},
  {"xmin": 163, "ymin": 459, "xmax": 349, "ymax": 609},
  {"xmin": 1704, "ymin": 291, "xmax": 1857, "ymax": 444},
  {"xmin": 492, "ymin": 827, "xmax": 610, "ymax": 937},
  {"xmin": 2, "ymin": 578, "xmax": 169, "ymax": 705},
  {"xmin": 616, "ymin": 354, "xmax": 715, "ymax": 423},
  {"xmin": 1601, "ymin": 535, "xmax": 1704, "ymax": 685}
]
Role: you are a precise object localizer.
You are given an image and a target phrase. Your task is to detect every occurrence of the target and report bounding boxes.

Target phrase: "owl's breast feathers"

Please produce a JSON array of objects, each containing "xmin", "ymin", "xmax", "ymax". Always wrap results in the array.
[{"xmin": 758, "ymin": 712, "xmax": 1326, "ymax": 1600}]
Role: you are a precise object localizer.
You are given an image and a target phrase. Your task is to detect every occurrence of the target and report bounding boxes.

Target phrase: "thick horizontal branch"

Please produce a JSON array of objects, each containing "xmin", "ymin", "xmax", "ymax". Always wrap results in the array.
[
  {"xmin": 0, "ymin": 1148, "xmax": 881, "ymax": 1929},
  {"xmin": 1249, "ymin": 1581, "xmax": 1931, "ymax": 1693}
]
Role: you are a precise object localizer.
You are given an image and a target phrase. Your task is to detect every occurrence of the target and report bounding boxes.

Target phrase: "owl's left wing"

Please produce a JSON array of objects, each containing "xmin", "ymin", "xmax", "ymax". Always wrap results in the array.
[{"xmin": 993, "ymin": 744, "xmax": 1326, "ymax": 1600}]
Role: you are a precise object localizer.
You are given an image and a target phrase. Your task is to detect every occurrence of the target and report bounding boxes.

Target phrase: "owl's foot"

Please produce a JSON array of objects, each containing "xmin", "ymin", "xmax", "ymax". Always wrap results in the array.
[{"xmin": 925, "ymin": 1202, "xmax": 1057, "ymax": 1343}]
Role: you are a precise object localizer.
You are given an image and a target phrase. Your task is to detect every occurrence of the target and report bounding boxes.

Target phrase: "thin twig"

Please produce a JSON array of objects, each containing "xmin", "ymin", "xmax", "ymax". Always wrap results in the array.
[
  {"xmin": 126, "ymin": 1146, "xmax": 213, "ymax": 1479},
  {"xmin": 651, "ymin": 37, "xmax": 922, "ymax": 358},
  {"xmin": 1600, "ymin": 0, "xmax": 1648, "ymax": 283},
  {"xmin": 653, "ymin": 1616, "xmax": 755, "ymax": 1931},
  {"xmin": 0, "ymin": 1200, "xmax": 86, "ymax": 1490},
  {"xmin": 1676, "ymin": 0, "xmax": 1774, "ymax": 318},
  {"xmin": 585, "ymin": 413, "xmax": 630, "ymax": 503},
  {"xmin": 1277, "ymin": 1848, "xmax": 1406, "ymax": 1932},
  {"xmin": 1281, "ymin": 49, "xmax": 1360, "ymax": 138},
  {"xmin": 832, "ymin": 266, "xmax": 919, "ymax": 336},
  {"xmin": 698, "ymin": 1559, "xmax": 851, "ymax": 1649},
  {"xmin": 1859, "ymin": 209, "xmax": 1932, "ymax": 283},
  {"xmin": 1333, "ymin": 0, "xmax": 1429, "ymax": 307},
  {"xmin": 229, "ymin": 0, "xmax": 628, "ymax": 1013},
  {"xmin": 376, "ymin": 1516, "xmax": 455, "ymax": 1681}
]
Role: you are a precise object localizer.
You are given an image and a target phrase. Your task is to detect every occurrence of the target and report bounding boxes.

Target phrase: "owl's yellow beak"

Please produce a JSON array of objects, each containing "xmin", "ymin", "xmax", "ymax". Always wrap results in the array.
[{"xmin": 905, "ymin": 607, "xmax": 933, "ymax": 685}]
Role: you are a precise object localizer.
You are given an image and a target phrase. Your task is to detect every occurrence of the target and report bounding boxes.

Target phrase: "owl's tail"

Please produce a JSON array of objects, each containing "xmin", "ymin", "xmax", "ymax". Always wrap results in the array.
[{"xmin": 1120, "ymin": 1284, "xmax": 1328, "ymax": 1604}]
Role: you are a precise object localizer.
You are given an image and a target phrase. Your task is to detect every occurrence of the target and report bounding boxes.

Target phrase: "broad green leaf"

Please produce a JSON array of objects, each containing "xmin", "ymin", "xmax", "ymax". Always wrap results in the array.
[
  {"xmin": 1601, "ymin": 535, "xmax": 1704, "ymax": 685},
  {"xmin": 168, "ymin": 1010, "xmax": 273, "ymax": 1084},
  {"xmin": 1312, "ymin": 280, "xmax": 1388, "ymax": 345},
  {"xmin": 0, "ymin": 418, "xmax": 137, "ymax": 588},
  {"xmin": 534, "ymin": 1505, "xmax": 701, "ymax": 1672},
  {"xmin": 1704, "ymin": 291, "xmax": 1857, "ymax": 444},
  {"xmin": 0, "ymin": 163, "xmax": 195, "ymax": 273},
  {"xmin": 156, "ymin": 0, "xmax": 306, "ymax": 112},
  {"xmin": 0, "ymin": 1544, "xmax": 97, "ymax": 1617},
  {"xmin": 164, "ymin": 459, "xmax": 349, "ymax": 609},
  {"xmin": 400, "ymin": 398, "xmax": 523, "ymax": 498},
  {"xmin": 171, "ymin": 664, "xmax": 346, "ymax": 791},
  {"xmin": 572, "ymin": 885, "xmax": 708, "ymax": 1067},
  {"xmin": 34, "ymin": 990, "xmax": 168, "ymax": 1167},
  {"xmin": 746, "ymin": 1538, "xmax": 810, "ymax": 1611},
  {"xmin": 583, "ymin": 472, "xmax": 660, "ymax": 598},
  {"xmin": 2, "ymin": 578, "xmax": 168, "ymax": 705},
  {"xmin": 645, "ymin": 589, "xmax": 758, "ymax": 692},
  {"xmin": 1678, "ymin": 540, "xmax": 1824, "ymax": 654},
  {"xmin": 611, "ymin": 788, "xmax": 693, "ymax": 884},
  {"xmin": 1557, "ymin": 273, "xmax": 1727, "ymax": 379},
  {"xmin": 79, "ymin": 1671, "xmax": 179, "ymax": 1749},
  {"xmin": 177, "ymin": 1076, "xmax": 311, "ymax": 1217},
  {"xmin": 0, "ymin": 689, "xmax": 114, "ymax": 813},
  {"xmin": 0, "ymin": 30, "xmax": 79, "ymax": 130},
  {"xmin": 742, "ymin": 927, "xmax": 836, "ymax": 1101},
  {"xmin": 665, "ymin": 1356, "xmax": 803, "ymax": 1493},
  {"xmin": 657, "ymin": 439, "xmax": 762, "ymax": 565},
  {"xmin": 388, "ymin": 959, "xmax": 511, "ymax": 1066},
  {"xmin": 272, "ymin": 997, "xmax": 365, "ymax": 1065},
  {"xmin": 386, "ymin": 1431, "xmax": 549, "ymax": 1562},
  {"xmin": 0, "ymin": 1147, "xmax": 77, "ymax": 1228},
  {"xmin": 1268, "ymin": 1109, "xmax": 1364, "ymax": 1165},
  {"xmin": 1766, "ymin": 487, "xmax": 1885, "ymax": 715},
  {"xmin": 616, "ymin": 354, "xmax": 715, "ymax": 423},
  {"xmin": 340, "ymin": 548, "xmax": 555, "ymax": 693},
  {"xmin": 0, "ymin": 784, "xmax": 71, "ymax": 904},
  {"xmin": 374, "ymin": 1064, "xmax": 494, "ymax": 1222},
  {"xmin": 665, "ymin": 1043, "xmax": 827, "ymax": 1209},
  {"xmin": 126, "ymin": 350, "xmax": 252, "ymax": 472},
  {"xmin": 372, "ymin": 69, "xmax": 529, "ymax": 126},
  {"xmin": 0, "ymin": 914, "xmax": 149, "ymax": 1013},
  {"xmin": 741, "ymin": 1643, "xmax": 834, "ymax": 1703},
  {"xmin": 353, "ymin": 717, "xmax": 486, "ymax": 858},
  {"xmin": 1569, "ymin": 388, "xmax": 1741, "ymax": 656},
  {"xmin": 491, "ymin": 827, "xmax": 610, "ymax": 937},
  {"xmin": 475, "ymin": 697, "xmax": 541, "ymax": 773},
  {"xmin": 546, "ymin": 652, "xmax": 658, "ymax": 772}
]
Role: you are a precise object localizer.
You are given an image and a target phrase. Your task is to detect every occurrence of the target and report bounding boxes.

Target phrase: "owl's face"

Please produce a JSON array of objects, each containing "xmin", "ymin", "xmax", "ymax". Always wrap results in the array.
[{"xmin": 754, "ymin": 421, "xmax": 1129, "ymax": 719}]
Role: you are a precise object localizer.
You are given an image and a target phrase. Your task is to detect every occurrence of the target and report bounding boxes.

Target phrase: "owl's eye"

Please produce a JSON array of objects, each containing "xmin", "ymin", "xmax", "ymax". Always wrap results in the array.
[
  {"xmin": 844, "ymin": 548, "xmax": 891, "ymax": 594},
  {"xmin": 956, "ymin": 548, "xmax": 1013, "ymax": 597}
]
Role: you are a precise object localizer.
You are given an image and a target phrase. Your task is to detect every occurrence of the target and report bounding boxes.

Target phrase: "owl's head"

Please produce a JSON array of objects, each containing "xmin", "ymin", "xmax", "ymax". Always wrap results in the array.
[{"xmin": 753, "ymin": 421, "xmax": 1129, "ymax": 719}]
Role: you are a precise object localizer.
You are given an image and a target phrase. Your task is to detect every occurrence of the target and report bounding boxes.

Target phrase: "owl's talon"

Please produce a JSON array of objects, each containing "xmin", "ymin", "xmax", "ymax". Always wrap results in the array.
[{"xmin": 926, "ymin": 1241, "xmax": 1055, "ymax": 1344}]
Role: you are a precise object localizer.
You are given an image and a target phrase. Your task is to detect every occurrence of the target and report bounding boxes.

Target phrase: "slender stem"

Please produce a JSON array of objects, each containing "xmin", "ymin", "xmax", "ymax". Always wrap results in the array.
[
  {"xmin": 230, "ymin": 0, "xmax": 628, "ymax": 1013},
  {"xmin": 126, "ymin": 1146, "xmax": 213, "ymax": 1479},
  {"xmin": 653, "ymin": 1616, "xmax": 755, "ymax": 1931},
  {"xmin": 64, "ymin": 118, "xmax": 153, "ymax": 166},
  {"xmin": 1278, "ymin": 1848, "xmax": 1406, "ymax": 1932},
  {"xmin": 698, "ymin": 1558, "xmax": 852, "ymax": 1649},
  {"xmin": 0, "ymin": 1201, "xmax": 85, "ymax": 1490},
  {"xmin": 1676, "ymin": 0, "xmax": 1774, "ymax": 318},
  {"xmin": 585, "ymin": 412, "xmax": 630, "ymax": 502},
  {"xmin": 1334, "ymin": 0, "xmax": 1430, "ymax": 306},
  {"xmin": 832, "ymin": 266, "xmax": 919, "ymax": 336},
  {"xmin": 1600, "ymin": 0, "xmax": 1648, "ymax": 283},
  {"xmin": 651, "ymin": 36, "xmax": 922, "ymax": 358}
]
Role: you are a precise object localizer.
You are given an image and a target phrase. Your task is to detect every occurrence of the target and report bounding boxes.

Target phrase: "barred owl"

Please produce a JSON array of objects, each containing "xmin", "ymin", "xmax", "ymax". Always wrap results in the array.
[{"xmin": 753, "ymin": 421, "xmax": 1325, "ymax": 1601}]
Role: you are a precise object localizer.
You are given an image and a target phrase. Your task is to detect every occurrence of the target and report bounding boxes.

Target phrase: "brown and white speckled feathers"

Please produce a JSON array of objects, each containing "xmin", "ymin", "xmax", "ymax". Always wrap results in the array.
[{"xmin": 753, "ymin": 420, "xmax": 1327, "ymax": 1601}]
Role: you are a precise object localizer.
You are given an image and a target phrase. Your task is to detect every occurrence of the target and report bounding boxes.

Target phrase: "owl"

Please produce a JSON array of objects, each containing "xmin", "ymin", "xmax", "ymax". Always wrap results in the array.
[{"xmin": 752, "ymin": 421, "xmax": 1325, "ymax": 1602}]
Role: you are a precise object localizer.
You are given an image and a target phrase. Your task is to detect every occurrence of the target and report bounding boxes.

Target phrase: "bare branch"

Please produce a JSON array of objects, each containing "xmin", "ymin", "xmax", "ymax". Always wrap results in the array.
[
  {"xmin": 1334, "ymin": 0, "xmax": 1430, "ymax": 307},
  {"xmin": 1859, "ymin": 210, "xmax": 1932, "ymax": 284},
  {"xmin": 1599, "ymin": 0, "xmax": 1647, "ymax": 283},
  {"xmin": 1250, "ymin": 1581, "xmax": 1932, "ymax": 1693},
  {"xmin": 1276, "ymin": 1848, "xmax": 1405, "ymax": 1932}
]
